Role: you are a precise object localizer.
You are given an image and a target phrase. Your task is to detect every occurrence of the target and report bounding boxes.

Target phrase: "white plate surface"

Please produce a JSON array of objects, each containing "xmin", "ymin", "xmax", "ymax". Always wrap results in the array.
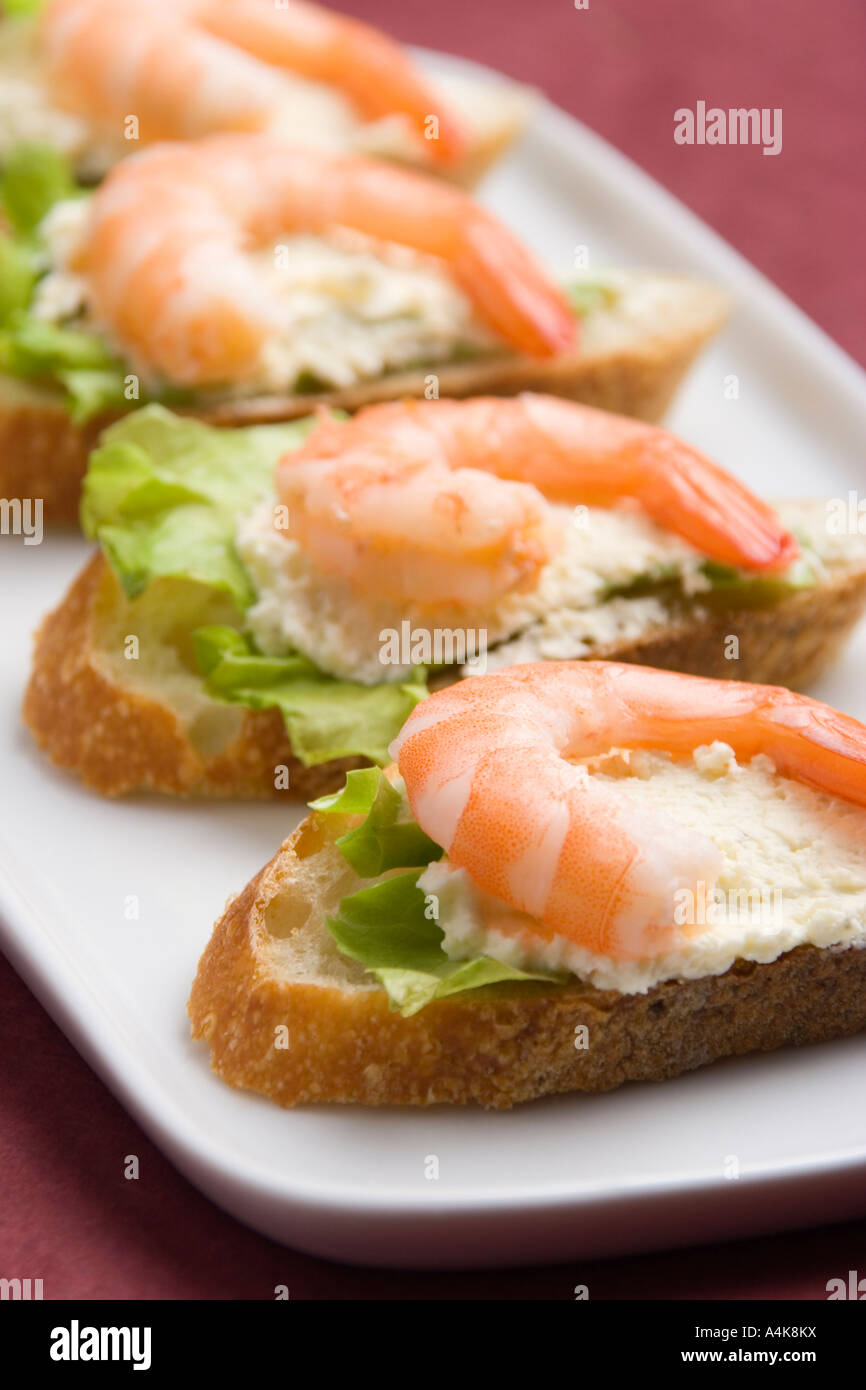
[{"xmin": 2, "ymin": 51, "xmax": 866, "ymax": 1270}]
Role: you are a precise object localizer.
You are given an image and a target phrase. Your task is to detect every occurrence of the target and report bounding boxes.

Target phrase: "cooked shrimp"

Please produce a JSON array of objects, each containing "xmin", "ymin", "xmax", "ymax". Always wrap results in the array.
[
  {"xmin": 195, "ymin": 0, "xmax": 467, "ymax": 163},
  {"xmin": 41, "ymin": 0, "xmax": 467, "ymax": 161},
  {"xmin": 41, "ymin": 0, "xmax": 289, "ymax": 142},
  {"xmin": 75, "ymin": 136, "xmax": 574, "ymax": 385},
  {"xmin": 391, "ymin": 661, "xmax": 866, "ymax": 959},
  {"xmin": 275, "ymin": 395, "xmax": 799, "ymax": 602}
]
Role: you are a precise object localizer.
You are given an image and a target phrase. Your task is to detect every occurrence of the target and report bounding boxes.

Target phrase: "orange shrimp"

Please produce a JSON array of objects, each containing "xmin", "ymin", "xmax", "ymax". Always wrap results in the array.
[
  {"xmin": 195, "ymin": 0, "xmax": 468, "ymax": 163},
  {"xmin": 275, "ymin": 395, "xmax": 799, "ymax": 602},
  {"xmin": 74, "ymin": 136, "xmax": 575, "ymax": 385},
  {"xmin": 392, "ymin": 662, "xmax": 866, "ymax": 959},
  {"xmin": 40, "ymin": 0, "xmax": 467, "ymax": 162},
  {"xmin": 41, "ymin": 0, "xmax": 288, "ymax": 141}
]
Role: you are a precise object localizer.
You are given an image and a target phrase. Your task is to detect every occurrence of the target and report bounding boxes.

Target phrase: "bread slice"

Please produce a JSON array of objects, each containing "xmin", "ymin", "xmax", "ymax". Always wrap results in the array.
[
  {"xmin": 187, "ymin": 807, "xmax": 866, "ymax": 1108},
  {"xmin": 23, "ymin": 543, "xmax": 866, "ymax": 800},
  {"xmin": 0, "ymin": 273, "xmax": 729, "ymax": 524},
  {"xmin": 426, "ymin": 66, "xmax": 535, "ymax": 189}
]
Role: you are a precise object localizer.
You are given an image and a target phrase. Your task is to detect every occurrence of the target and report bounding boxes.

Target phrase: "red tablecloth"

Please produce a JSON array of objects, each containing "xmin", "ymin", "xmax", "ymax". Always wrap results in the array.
[
  {"xmin": 2, "ymin": 0, "xmax": 865, "ymax": 1299},
  {"xmin": 347, "ymin": 0, "xmax": 865, "ymax": 367}
]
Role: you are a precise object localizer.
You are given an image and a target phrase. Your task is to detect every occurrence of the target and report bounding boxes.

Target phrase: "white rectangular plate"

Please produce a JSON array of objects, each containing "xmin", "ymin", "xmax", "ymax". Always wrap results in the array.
[{"xmin": 2, "ymin": 51, "xmax": 866, "ymax": 1270}]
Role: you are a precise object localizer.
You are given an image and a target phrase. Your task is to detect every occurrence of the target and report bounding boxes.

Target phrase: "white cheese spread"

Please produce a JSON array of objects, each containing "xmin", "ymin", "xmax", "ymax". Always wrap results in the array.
[
  {"xmin": 236, "ymin": 496, "xmax": 863, "ymax": 684},
  {"xmin": 29, "ymin": 198, "xmax": 496, "ymax": 393},
  {"xmin": 236, "ymin": 498, "xmax": 707, "ymax": 683}
]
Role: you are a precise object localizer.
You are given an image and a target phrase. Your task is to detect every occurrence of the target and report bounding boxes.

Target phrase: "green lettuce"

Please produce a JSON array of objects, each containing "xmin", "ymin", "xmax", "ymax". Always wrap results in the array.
[
  {"xmin": 0, "ymin": 143, "xmax": 78, "ymax": 237},
  {"xmin": 194, "ymin": 627, "xmax": 426, "ymax": 767},
  {"xmin": 0, "ymin": 310, "xmax": 132, "ymax": 422},
  {"xmin": 1, "ymin": 0, "xmax": 47, "ymax": 22},
  {"xmin": 327, "ymin": 871, "xmax": 565, "ymax": 1017},
  {"xmin": 81, "ymin": 405, "xmax": 316, "ymax": 606},
  {"xmin": 604, "ymin": 553, "xmax": 817, "ymax": 608},
  {"xmin": 315, "ymin": 769, "xmax": 566, "ymax": 1014},
  {"xmin": 310, "ymin": 766, "xmax": 385, "ymax": 817},
  {"xmin": 57, "ymin": 366, "xmax": 132, "ymax": 423},
  {"xmin": 0, "ymin": 143, "xmax": 128, "ymax": 420},
  {"xmin": 0, "ymin": 238, "xmax": 37, "ymax": 324},
  {"xmin": 0, "ymin": 146, "xmax": 82, "ymax": 331},
  {"xmin": 698, "ymin": 555, "xmax": 817, "ymax": 608},
  {"xmin": 311, "ymin": 767, "xmax": 441, "ymax": 875},
  {"xmin": 0, "ymin": 316, "xmax": 119, "ymax": 373},
  {"xmin": 81, "ymin": 406, "xmax": 428, "ymax": 767},
  {"xmin": 568, "ymin": 279, "xmax": 619, "ymax": 318},
  {"xmin": 0, "ymin": 311, "xmax": 132, "ymax": 420}
]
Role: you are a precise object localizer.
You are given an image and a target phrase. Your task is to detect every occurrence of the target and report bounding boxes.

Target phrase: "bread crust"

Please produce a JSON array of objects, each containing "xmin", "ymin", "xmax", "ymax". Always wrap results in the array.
[
  {"xmin": 187, "ymin": 814, "xmax": 866, "ymax": 1108},
  {"xmin": 435, "ymin": 106, "xmax": 530, "ymax": 190},
  {"xmin": 22, "ymin": 550, "xmax": 866, "ymax": 800},
  {"xmin": 0, "ymin": 278, "xmax": 728, "ymax": 523}
]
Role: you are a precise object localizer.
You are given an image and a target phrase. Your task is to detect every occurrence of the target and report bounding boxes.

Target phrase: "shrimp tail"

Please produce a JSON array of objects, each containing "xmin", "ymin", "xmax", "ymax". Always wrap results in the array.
[
  {"xmin": 196, "ymin": 0, "xmax": 469, "ymax": 163},
  {"xmin": 629, "ymin": 436, "xmax": 801, "ymax": 572},
  {"xmin": 453, "ymin": 213, "xmax": 579, "ymax": 357}
]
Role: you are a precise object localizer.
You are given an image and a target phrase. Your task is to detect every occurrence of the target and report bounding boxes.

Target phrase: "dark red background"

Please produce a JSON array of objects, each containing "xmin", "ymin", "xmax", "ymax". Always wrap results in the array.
[
  {"xmin": 354, "ymin": 0, "xmax": 865, "ymax": 367},
  {"xmin": 2, "ymin": 0, "xmax": 865, "ymax": 1299}
]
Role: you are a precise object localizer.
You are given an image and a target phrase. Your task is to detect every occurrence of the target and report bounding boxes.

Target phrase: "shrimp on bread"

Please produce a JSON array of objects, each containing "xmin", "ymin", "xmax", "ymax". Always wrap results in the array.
[{"xmin": 189, "ymin": 661, "xmax": 866, "ymax": 1106}]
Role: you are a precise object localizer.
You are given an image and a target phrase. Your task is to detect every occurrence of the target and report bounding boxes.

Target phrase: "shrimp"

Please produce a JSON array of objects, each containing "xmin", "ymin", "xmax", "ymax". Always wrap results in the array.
[
  {"xmin": 75, "ymin": 136, "xmax": 575, "ymax": 385},
  {"xmin": 40, "ymin": 0, "xmax": 467, "ymax": 162},
  {"xmin": 391, "ymin": 661, "xmax": 866, "ymax": 959},
  {"xmin": 275, "ymin": 395, "xmax": 799, "ymax": 602},
  {"xmin": 41, "ymin": 0, "xmax": 289, "ymax": 142},
  {"xmin": 194, "ymin": 0, "xmax": 467, "ymax": 163}
]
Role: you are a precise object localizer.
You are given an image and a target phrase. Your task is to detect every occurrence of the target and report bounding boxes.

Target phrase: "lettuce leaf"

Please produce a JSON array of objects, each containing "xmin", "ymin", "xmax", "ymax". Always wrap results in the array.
[
  {"xmin": 82, "ymin": 406, "xmax": 425, "ymax": 766},
  {"xmin": 567, "ymin": 279, "xmax": 619, "ymax": 318},
  {"xmin": 1, "ymin": 0, "xmax": 47, "ymax": 21},
  {"xmin": 311, "ymin": 767, "xmax": 441, "ymax": 875},
  {"xmin": 0, "ymin": 143, "xmax": 131, "ymax": 420},
  {"xmin": 0, "ymin": 314, "xmax": 131, "ymax": 425},
  {"xmin": 0, "ymin": 315, "xmax": 119, "ymax": 372},
  {"xmin": 0, "ymin": 238, "xmax": 38, "ymax": 325},
  {"xmin": 310, "ymin": 766, "xmax": 385, "ymax": 817},
  {"xmin": 0, "ymin": 143, "xmax": 78, "ymax": 237},
  {"xmin": 81, "ymin": 405, "xmax": 316, "ymax": 606},
  {"xmin": 698, "ymin": 555, "xmax": 817, "ymax": 608},
  {"xmin": 0, "ymin": 141, "xmax": 131, "ymax": 424},
  {"xmin": 57, "ymin": 366, "xmax": 132, "ymax": 423},
  {"xmin": 0, "ymin": 308, "xmax": 179, "ymax": 424},
  {"xmin": 194, "ymin": 627, "xmax": 427, "ymax": 767},
  {"xmin": 327, "ymin": 871, "xmax": 564, "ymax": 1017},
  {"xmin": 319, "ymin": 772, "xmax": 566, "ymax": 1013},
  {"xmin": 0, "ymin": 311, "xmax": 131, "ymax": 422},
  {"xmin": 0, "ymin": 144, "xmax": 82, "ymax": 338},
  {"xmin": 193, "ymin": 624, "xmax": 316, "ymax": 684}
]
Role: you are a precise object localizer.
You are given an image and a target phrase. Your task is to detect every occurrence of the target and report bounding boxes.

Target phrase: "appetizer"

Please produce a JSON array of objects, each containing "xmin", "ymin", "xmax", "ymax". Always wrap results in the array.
[
  {"xmin": 0, "ymin": 131, "xmax": 729, "ymax": 520},
  {"xmin": 23, "ymin": 396, "xmax": 866, "ymax": 797},
  {"xmin": 188, "ymin": 661, "xmax": 866, "ymax": 1107},
  {"xmin": 1, "ymin": 0, "xmax": 530, "ymax": 184}
]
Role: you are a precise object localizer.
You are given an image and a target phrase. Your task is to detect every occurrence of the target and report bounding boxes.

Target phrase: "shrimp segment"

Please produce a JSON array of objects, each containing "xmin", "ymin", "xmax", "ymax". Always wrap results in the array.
[
  {"xmin": 391, "ymin": 662, "xmax": 866, "ymax": 959},
  {"xmin": 275, "ymin": 396, "xmax": 798, "ymax": 601},
  {"xmin": 41, "ymin": 0, "xmax": 467, "ymax": 162},
  {"xmin": 281, "ymin": 423, "xmax": 560, "ymax": 605},
  {"xmin": 195, "ymin": 0, "xmax": 467, "ymax": 163},
  {"xmin": 76, "ymin": 136, "xmax": 574, "ymax": 384},
  {"xmin": 41, "ymin": 0, "xmax": 287, "ymax": 141}
]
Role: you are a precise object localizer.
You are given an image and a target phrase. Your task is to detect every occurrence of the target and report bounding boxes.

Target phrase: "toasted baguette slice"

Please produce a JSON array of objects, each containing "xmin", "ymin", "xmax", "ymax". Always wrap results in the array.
[
  {"xmin": 425, "ymin": 66, "xmax": 535, "ymax": 189},
  {"xmin": 23, "ymin": 544, "xmax": 866, "ymax": 801},
  {"xmin": 0, "ymin": 273, "xmax": 729, "ymax": 524},
  {"xmin": 187, "ymin": 808, "xmax": 866, "ymax": 1108}
]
